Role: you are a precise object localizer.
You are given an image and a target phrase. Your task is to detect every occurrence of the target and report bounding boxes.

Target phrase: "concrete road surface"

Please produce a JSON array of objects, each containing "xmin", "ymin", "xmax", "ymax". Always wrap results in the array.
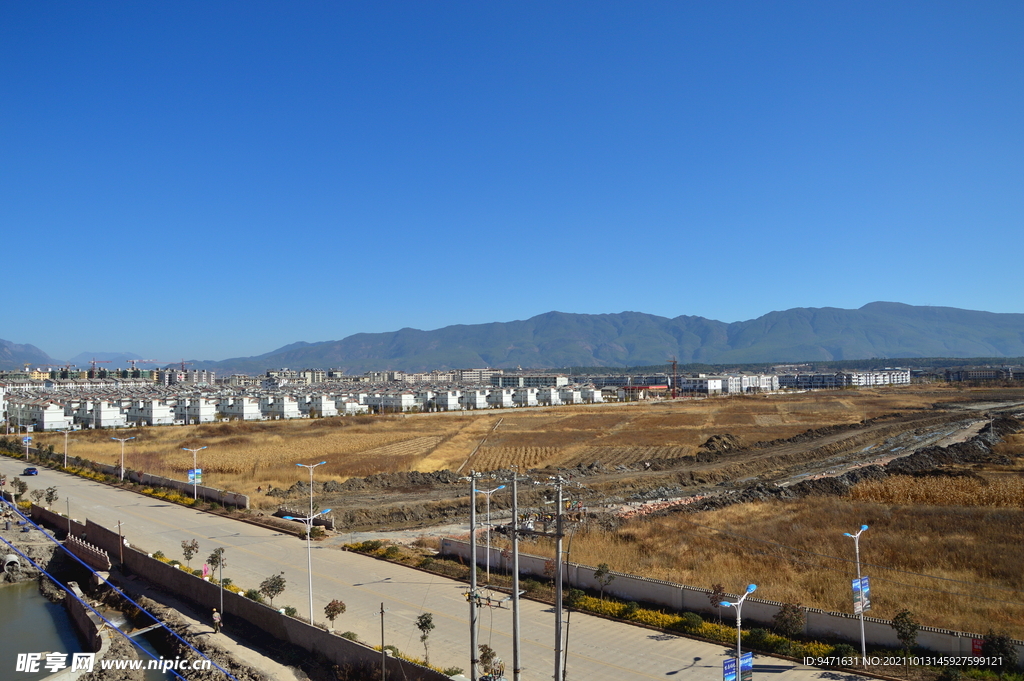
[{"xmin": 2, "ymin": 456, "xmax": 870, "ymax": 681}]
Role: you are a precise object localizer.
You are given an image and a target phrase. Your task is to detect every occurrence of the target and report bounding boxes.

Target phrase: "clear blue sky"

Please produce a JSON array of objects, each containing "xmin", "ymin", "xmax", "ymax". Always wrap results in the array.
[{"xmin": 2, "ymin": 2, "xmax": 1021, "ymax": 362}]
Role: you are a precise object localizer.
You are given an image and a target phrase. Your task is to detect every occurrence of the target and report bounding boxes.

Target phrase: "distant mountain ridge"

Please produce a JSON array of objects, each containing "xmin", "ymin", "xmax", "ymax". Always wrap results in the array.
[
  {"xmin": 6, "ymin": 303, "xmax": 1024, "ymax": 374},
  {"xmin": 200, "ymin": 302, "xmax": 1024, "ymax": 374},
  {"xmin": 0, "ymin": 338, "xmax": 58, "ymax": 370}
]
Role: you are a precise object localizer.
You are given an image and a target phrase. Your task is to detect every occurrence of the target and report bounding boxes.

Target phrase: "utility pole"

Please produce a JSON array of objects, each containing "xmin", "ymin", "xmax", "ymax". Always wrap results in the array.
[
  {"xmin": 380, "ymin": 602, "xmax": 388, "ymax": 681},
  {"xmin": 116, "ymin": 520, "xmax": 124, "ymax": 565},
  {"xmin": 510, "ymin": 473, "xmax": 521, "ymax": 681},
  {"xmin": 554, "ymin": 480, "xmax": 565, "ymax": 681},
  {"xmin": 468, "ymin": 471, "xmax": 480, "ymax": 681}
]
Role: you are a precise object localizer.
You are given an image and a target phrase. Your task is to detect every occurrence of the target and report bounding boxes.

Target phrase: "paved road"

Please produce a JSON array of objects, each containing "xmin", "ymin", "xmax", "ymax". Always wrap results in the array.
[{"xmin": 3, "ymin": 456, "xmax": 868, "ymax": 681}]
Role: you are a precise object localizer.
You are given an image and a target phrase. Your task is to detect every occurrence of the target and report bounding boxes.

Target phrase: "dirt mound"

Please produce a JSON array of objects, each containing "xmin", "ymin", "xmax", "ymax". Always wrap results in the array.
[
  {"xmin": 695, "ymin": 434, "xmax": 740, "ymax": 462},
  {"xmin": 657, "ymin": 415, "xmax": 1024, "ymax": 518}
]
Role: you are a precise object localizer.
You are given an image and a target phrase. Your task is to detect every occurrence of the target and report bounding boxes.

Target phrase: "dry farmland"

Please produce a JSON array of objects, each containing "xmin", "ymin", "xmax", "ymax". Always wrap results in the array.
[{"xmin": 31, "ymin": 385, "xmax": 971, "ymax": 498}]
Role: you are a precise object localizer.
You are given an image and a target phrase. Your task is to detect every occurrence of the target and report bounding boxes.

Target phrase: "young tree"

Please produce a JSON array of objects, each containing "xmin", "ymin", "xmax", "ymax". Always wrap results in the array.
[
  {"xmin": 479, "ymin": 643, "xmax": 505, "ymax": 679},
  {"xmin": 260, "ymin": 572, "xmax": 286, "ymax": 606},
  {"xmin": 594, "ymin": 563, "xmax": 615, "ymax": 601},
  {"xmin": 415, "ymin": 612, "xmax": 435, "ymax": 665},
  {"xmin": 207, "ymin": 547, "xmax": 226, "ymax": 572},
  {"xmin": 30, "ymin": 489, "xmax": 45, "ymax": 504},
  {"xmin": 891, "ymin": 609, "xmax": 920, "ymax": 659},
  {"xmin": 981, "ymin": 630, "xmax": 1016, "ymax": 676},
  {"xmin": 181, "ymin": 539, "xmax": 200, "ymax": 568},
  {"xmin": 44, "ymin": 486, "xmax": 59, "ymax": 505},
  {"xmin": 324, "ymin": 599, "xmax": 346, "ymax": 629},
  {"xmin": 11, "ymin": 477, "xmax": 28, "ymax": 499},
  {"xmin": 772, "ymin": 603, "xmax": 805, "ymax": 639},
  {"xmin": 709, "ymin": 583, "xmax": 726, "ymax": 623}
]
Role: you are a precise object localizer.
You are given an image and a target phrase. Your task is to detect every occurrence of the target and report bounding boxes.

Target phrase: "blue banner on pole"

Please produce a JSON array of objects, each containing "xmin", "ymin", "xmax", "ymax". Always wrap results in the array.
[
  {"xmin": 741, "ymin": 651, "xmax": 753, "ymax": 681},
  {"xmin": 188, "ymin": 468, "xmax": 203, "ymax": 484},
  {"xmin": 724, "ymin": 658, "xmax": 737, "ymax": 681}
]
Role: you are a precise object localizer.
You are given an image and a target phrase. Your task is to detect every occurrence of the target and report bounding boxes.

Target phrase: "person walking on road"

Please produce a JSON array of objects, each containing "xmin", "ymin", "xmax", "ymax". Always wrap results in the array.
[{"xmin": 212, "ymin": 608, "xmax": 222, "ymax": 633}]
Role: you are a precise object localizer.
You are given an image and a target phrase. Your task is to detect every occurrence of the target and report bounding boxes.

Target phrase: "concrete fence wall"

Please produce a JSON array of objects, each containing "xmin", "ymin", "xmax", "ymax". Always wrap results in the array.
[
  {"xmin": 117, "ymin": 544, "xmax": 448, "ymax": 680},
  {"xmin": 30, "ymin": 504, "xmax": 87, "ymax": 539},
  {"xmin": 22, "ymin": 509, "xmax": 448, "ymax": 679},
  {"xmin": 442, "ymin": 538, "xmax": 1024, "ymax": 667}
]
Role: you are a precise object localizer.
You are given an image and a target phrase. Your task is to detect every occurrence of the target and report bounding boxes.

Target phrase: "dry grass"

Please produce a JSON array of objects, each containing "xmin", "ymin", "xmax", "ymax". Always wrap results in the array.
[
  {"xmin": 852, "ymin": 474, "xmax": 1024, "ymax": 506},
  {"xmin": 519, "ymin": 495, "xmax": 1024, "ymax": 638}
]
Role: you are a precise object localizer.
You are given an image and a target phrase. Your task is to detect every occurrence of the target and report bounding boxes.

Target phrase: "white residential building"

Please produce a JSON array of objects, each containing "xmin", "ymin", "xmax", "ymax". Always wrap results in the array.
[
  {"xmin": 536, "ymin": 387, "xmax": 562, "ymax": 406},
  {"xmin": 219, "ymin": 396, "xmax": 263, "ymax": 421},
  {"xmin": 559, "ymin": 388, "xmax": 583, "ymax": 405},
  {"xmin": 339, "ymin": 398, "xmax": 369, "ymax": 415},
  {"xmin": 435, "ymin": 390, "xmax": 463, "ymax": 411},
  {"xmin": 79, "ymin": 400, "xmax": 128, "ymax": 428},
  {"xmin": 308, "ymin": 394, "xmax": 339, "ymax": 418},
  {"xmin": 678, "ymin": 376, "xmax": 724, "ymax": 395},
  {"xmin": 460, "ymin": 389, "xmax": 489, "ymax": 410},
  {"xmin": 6, "ymin": 397, "xmax": 72, "ymax": 431},
  {"xmin": 184, "ymin": 397, "xmax": 219, "ymax": 424},
  {"xmin": 487, "ymin": 388, "xmax": 515, "ymax": 408},
  {"xmin": 126, "ymin": 399, "xmax": 176, "ymax": 426},
  {"xmin": 513, "ymin": 387, "xmax": 539, "ymax": 407},
  {"xmin": 259, "ymin": 395, "xmax": 301, "ymax": 419},
  {"xmin": 580, "ymin": 387, "xmax": 604, "ymax": 403}
]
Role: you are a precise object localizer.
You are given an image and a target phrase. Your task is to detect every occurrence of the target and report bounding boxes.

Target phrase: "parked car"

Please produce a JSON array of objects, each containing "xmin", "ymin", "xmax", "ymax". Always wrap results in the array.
[{"xmin": 23, "ymin": 467, "xmax": 39, "ymax": 476}]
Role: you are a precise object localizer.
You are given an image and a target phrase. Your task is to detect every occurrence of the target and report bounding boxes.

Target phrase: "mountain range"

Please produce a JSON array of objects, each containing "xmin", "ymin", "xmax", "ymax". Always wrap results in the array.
[{"xmin": 4, "ymin": 303, "xmax": 1024, "ymax": 374}]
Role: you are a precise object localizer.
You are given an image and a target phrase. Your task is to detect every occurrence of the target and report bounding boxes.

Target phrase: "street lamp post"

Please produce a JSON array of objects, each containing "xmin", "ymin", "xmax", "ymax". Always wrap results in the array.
[
  {"xmin": 844, "ymin": 524, "xmax": 869, "ymax": 663},
  {"xmin": 111, "ymin": 437, "xmax": 135, "ymax": 481},
  {"xmin": 62, "ymin": 428, "xmax": 73, "ymax": 468},
  {"xmin": 283, "ymin": 509, "xmax": 332, "ymax": 625},
  {"xmin": 480, "ymin": 484, "xmax": 505, "ymax": 583},
  {"xmin": 295, "ymin": 461, "xmax": 328, "ymax": 518},
  {"xmin": 182, "ymin": 446, "xmax": 208, "ymax": 499},
  {"xmin": 721, "ymin": 583, "xmax": 757, "ymax": 668}
]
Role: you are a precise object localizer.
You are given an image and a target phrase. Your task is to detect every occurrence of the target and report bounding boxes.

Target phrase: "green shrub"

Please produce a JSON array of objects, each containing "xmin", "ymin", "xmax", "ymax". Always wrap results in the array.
[
  {"xmin": 356, "ymin": 540, "xmax": 383, "ymax": 552},
  {"xmin": 283, "ymin": 606, "xmax": 298, "ymax": 617},
  {"xmin": 418, "ymin": 557, "xmax": 435, "ymax": 569},
  {"xmin": 621, "ymin": 601, "xmax": 640, "ymax": 619},
  {"xmin": 340, "ymin": 631, "xmax": 359, "ymax": 641},
  {"xmin": 443, "ymin": 668, "xmax": 464, "ymax": 676},
  {"xmin": 566, "ymin": 589, "xmax": 585, "ymax": 607},
  {"xmin": 152, "ymin": 551, "xmax": 166, "ymax": 560},
  {"xmin": 245, "ymin": 589, "xmax": 264, "ymax": 603},
  {"xmin": 829, "ymin": 643, "xmax": 857, "ymax": 661},
  {"xmin": 383, "ymin": 545, "xmax": 401, "ymax": 559},
  {"xmin": 680, "ymin": 612, "xmax": 704, "ymax": 633}
]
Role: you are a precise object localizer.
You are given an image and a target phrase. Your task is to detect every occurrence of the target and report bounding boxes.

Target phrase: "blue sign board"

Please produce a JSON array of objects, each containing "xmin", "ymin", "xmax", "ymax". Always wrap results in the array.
[
  {"xmin": 723, "ymin": 658, "xmax": 737, "ymax": 681},
  {"xmin": 725, "ymin": 653, "xmax": 753, "ymax": 681},
  {"xmin": 852, "ymin": 576, "xmax": 871, "ymax": 613},
  {"xmin": 741, "ymin": 652, "xmax": 753, "ymax": 681},
  {"xmin": 22, "ymin": 436, "xmax": 32, "ymax": 445},
  {"xmin": 188, "ymin": 468, "xmax": 203, "ymax": 484}
]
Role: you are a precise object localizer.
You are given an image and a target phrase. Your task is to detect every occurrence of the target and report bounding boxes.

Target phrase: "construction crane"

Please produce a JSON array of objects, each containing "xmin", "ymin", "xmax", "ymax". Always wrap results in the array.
[{"xmin": 88, "ymin": 358, "xmax": 112, "ymax": 373}]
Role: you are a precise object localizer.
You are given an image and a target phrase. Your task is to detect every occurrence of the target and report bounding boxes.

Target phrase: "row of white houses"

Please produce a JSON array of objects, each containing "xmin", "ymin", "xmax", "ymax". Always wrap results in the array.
[{"xmin": 1, "ymin": 385, "xmax": 610, "ymax": 430}]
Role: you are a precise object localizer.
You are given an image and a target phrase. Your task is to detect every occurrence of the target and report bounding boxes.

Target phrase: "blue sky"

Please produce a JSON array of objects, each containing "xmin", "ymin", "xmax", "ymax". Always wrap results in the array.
[{"xmin": 2, "ymin": 2, "xmax": 1021, "ymax": 361}]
